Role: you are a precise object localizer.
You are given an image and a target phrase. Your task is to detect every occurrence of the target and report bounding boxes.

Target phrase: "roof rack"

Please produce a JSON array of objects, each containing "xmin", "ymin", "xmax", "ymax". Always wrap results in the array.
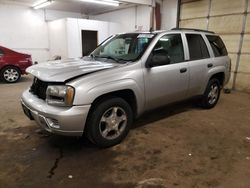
[{"xmin": 171, "ymin": 28, "xmax": 215, "ymax": 34}]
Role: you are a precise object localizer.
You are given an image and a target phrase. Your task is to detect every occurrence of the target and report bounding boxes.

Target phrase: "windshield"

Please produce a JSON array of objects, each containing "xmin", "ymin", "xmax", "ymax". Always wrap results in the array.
[{"xmin": 91, "ymin": 33, "xmax": 156, "ymax": 63}]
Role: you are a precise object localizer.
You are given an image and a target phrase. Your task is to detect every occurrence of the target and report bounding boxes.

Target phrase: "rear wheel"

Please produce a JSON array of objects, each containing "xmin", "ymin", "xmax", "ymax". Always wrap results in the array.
[
  {"xmin": 201, "ymin": 78, "xmax": 221, "ymax": 109},
  {"xmin": 1, "ymin": 66, "xmax": 21, "ymax": 83},
  {"xmin": 85, "ymin": 97, "xmax": 133, "ymax": 148}
]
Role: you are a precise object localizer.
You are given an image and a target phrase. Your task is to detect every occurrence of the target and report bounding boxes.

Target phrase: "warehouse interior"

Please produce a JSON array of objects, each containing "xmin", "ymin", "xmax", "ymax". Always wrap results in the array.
[{"xmin": 0, "ymin": 0, "xmax": 250, "ymax": 187}]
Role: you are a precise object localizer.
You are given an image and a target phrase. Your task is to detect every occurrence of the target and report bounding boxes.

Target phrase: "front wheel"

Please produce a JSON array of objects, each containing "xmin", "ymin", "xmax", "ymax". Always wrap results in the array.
[
  {"xmin": 85, "ymin": 97, "xmax": 133, "ymax": 148},
  {"xmin": 201, "ymin": 78, "xmax": 221, "ymax": 109},
  {"xmin": 1, "ymin": 66, "xmax": 21, "ymax": 83}
]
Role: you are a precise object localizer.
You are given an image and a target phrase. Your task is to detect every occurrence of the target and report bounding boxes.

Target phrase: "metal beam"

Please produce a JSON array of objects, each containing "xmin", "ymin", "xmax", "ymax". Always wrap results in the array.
[
  {"xmin": 88, "ymin": 4, "xmax": 136, "ymax": 15},
  {"xmin": 176, "ymin": 0, "xmax": 181, "ymax": 28},
  {"xmin": 119, "ymin": 0, "xmax": 153, "ymax": 6},
  {"xmin": 232, "ymin": 0, "xmax": 248, "ymax": 90}
]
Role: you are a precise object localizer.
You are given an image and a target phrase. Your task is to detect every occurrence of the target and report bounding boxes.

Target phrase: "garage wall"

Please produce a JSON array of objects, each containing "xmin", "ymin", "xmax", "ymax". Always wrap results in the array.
[
  {"xmin": 92, "ymin": 1, "xmax": 179, "ymax": 32},
  {"xmin": 0, "ymin": 3, "xmax": 84, "ymax": 63},
  {"xmin": 161, "ymin": 0, "xmax": 178, "ymax": 30},
  {"xmin": 90, "ymin": 5, "xmax": 151, "ymax": 31},
  {"xmin": 48, "ymin": 18, "xmax": 122, "ymax": 59},
  {"xmin": 66, "ymin": 18, "xmax": 121, "ymax": 58},
  {"xmin": 48, "ymin": 19, "xmax": 68, "ymax": 59},
  {"xmin": 0, "ymin": 4, "xmax": 49, "ymax": 63},
  {"xmin": 91, "ymin": 1, "xmax": 179, "ymax": 33},
  {"xmin": 179, "ymin": 0, "xmax": 250, "ymax": 92},
  {"xmin": 45, "ymin": 9, "xmax": 83, "ymax": 21}
]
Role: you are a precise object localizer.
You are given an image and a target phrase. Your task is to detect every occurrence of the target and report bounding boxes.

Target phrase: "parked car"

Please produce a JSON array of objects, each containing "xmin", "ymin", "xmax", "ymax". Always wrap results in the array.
[
  {"xmin": 0, "ymin": 46, "xmax": 32, "ymax": 83},
  {"xmin": 21, "ymin": 28, "xmax": 231, "ymax": 147}
]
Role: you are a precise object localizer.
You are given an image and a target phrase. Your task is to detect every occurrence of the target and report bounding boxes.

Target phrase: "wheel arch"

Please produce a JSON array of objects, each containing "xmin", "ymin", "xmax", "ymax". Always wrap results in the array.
[
  {"xmin": 0, "ymin": 64, "xmax": 21, "ymax": 73},
  {"xmin": 209, "ymin": 72, "xmax": 225, "ymax": 87},
  {"xmin": 89, "ymin": 89, "xmax": 138, "ymax": 119}
]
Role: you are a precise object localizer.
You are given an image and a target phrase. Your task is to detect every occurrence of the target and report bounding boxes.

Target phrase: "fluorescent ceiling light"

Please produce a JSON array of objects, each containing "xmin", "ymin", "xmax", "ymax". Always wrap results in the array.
[
  {"xmin": 33, "ymin": 0, "xmax": 54, "ymax": 9},
  {"xmin": 79, "ymin": 0, "xmax": 119, "ymax": 6}
]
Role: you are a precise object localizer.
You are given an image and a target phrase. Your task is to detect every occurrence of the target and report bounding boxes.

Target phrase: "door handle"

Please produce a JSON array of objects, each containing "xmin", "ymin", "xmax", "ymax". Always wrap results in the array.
[
  {"xmin": 180, "ymin": 68, "xmax": 187, "ymax": 73},
  {"xmin": 207, "ymin": 63, "xmax": 213, "ymax": 68}
]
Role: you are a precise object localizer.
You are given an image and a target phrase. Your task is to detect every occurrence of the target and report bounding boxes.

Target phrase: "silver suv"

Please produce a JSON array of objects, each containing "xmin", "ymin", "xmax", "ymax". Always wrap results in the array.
[{"xmin": 21, "ymin": 28, "xmax": 231, "ymax": 147}]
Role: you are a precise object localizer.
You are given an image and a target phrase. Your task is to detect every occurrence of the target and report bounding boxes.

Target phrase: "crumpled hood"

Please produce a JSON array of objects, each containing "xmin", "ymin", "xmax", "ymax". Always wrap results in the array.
[{"xmin": 26, "ymin": 58, "xmax": 117, "ymax": 82}]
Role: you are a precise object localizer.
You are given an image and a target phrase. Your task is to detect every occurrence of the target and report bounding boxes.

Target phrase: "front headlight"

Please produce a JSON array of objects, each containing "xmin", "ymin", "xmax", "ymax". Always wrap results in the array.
[{"xmin": 46, "ymin": 85, "xmax": 75, "ymax": 107}]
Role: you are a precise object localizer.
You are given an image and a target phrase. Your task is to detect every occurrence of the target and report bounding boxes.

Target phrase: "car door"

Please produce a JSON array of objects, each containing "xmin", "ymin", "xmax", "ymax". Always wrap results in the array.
[
  {"xmin": 143, "ymin": 33, "xmax": 189, "ymax": 110},
  {"xmin": 184, "ymin": 33, "xmax": 212, "ymax": 97}
]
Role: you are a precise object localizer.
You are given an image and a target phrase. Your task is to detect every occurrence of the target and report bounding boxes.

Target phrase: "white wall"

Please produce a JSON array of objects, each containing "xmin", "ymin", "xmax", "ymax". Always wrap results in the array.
[
  {"xmin": 45, "ymin": 9, "xmax": 85, "ymax": 21},
  {"xmin": 136, "ymin": 5, "xmax": 152, "ymax": 31},
  {"xmin": 48, "ymin": 18, "xmax": 122, "ymax": 59},
  {"xmin": 0, "ymin": 3, "xmax": 86, "ymax": 62},
  {"xmin": 161, "ymin": 0, "xmax": 178, "ymax": 30},
  {"xmin": 91, "ymin": 2, "xmax": 179, "ymax": 32},
  {"xmin": 48, "ymin": 19, "xmax": 68, "ymax": 59},
  {"xmin": 0, "ymin": 4, "xmax": 49, "ymax": 63},
  {"xmin": 67, "ymin": 18, "xmax": 112, "ymax": 58},
  {"xmin": 90, "ymin": 5, "xmax": 152, "ymax": 32}
]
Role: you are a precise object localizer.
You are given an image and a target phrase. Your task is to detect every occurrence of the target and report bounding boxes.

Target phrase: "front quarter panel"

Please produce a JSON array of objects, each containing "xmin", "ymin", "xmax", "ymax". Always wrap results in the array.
[{"xmin": 68, "ymin": 63, "xmax": 145, "ymax": 116}]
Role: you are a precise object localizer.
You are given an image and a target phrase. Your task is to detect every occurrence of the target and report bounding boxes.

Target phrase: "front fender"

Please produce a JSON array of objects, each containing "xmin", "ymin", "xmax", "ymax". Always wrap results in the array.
[{"xmin": 73, "ymin": 79, "xmax": 145, "ymax": 116}]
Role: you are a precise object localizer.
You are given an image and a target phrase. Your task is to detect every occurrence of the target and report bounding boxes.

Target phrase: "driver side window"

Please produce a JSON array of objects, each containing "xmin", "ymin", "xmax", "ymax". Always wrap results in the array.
[{"xmin": 152, "ymin": 34, "xmax": 184, "ymax": 65}]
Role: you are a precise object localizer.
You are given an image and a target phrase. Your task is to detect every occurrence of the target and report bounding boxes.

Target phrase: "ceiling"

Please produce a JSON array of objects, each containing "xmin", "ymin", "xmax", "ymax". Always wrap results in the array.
[{"xmin": 0, "ymin": 0, "xmax": 147, "ymax": 15}]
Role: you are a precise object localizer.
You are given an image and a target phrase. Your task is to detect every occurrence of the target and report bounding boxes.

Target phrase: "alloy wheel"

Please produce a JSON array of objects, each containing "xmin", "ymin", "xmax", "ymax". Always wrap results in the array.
[
  {"xmin": 3, "ymin": 68, "xmax": 19, "ymax": 82},
  {"xmin": 208, "ymin": 83, "xmax": 219, "ymax": 105},
  {"xmin": 99, "ymin": 106, "xmax": 127, "ymax": 140}
]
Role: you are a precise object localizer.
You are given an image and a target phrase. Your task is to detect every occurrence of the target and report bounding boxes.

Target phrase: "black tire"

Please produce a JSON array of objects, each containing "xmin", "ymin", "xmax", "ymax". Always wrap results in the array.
[
  {"xmin": 201, "ymin": 78, "xmax": 221, "ymax": 109},
  {"xmin": 1, "ymin": 66, "xmax": 21, "ymax": 83},
  {"xmin": 85, "ymin": 97, "xmax": 133, "ymax": 148}
]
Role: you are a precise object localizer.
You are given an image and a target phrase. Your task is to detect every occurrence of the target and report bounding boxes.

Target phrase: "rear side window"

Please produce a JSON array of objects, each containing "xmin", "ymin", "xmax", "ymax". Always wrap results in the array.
[
  {"xmin": 186, "ymin": 34, "xmax": 210, "ymax": 60},
  {"xmin": 206, "ymin": 35, "xmax": 228, "ymax": 57}
]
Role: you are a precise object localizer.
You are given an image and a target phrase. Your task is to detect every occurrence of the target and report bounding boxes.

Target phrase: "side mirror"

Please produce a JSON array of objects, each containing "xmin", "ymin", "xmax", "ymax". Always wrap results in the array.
[{"xmin": 147, "ymin": 49, "xmax": 170, "ymax": 68}]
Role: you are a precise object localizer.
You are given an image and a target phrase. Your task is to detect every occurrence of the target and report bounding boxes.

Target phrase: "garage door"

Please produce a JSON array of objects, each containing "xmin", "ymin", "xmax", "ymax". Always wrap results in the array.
[{"xmin": 179, "ymin": 0, "xmax": 250, "ymax": 92}]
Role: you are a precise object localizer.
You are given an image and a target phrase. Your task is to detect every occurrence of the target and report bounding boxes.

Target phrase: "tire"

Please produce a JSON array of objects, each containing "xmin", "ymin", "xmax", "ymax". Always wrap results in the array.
[
  {"xmin": 201, "ymin": 78, "xmax": 221, "ymax": 109},
  {"xmin": 1, "ymin": 66, "xmax": 21, "ymax": 83},
  {"xmin": 85, "ymin": 97, "xmax": 133, "ymax": 148}
]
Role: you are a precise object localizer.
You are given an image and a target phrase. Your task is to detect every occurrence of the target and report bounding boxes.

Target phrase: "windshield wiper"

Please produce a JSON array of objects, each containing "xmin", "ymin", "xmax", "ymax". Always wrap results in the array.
[{"xmin": 95, "ymin": 55, "xmax": 123, "ymax": 63}]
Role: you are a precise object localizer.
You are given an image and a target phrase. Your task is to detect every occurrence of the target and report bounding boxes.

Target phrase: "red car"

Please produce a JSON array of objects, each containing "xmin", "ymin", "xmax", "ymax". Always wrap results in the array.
[{"xmin": 0, "ymin": 46, "xmax": 32, "ymax": 83}]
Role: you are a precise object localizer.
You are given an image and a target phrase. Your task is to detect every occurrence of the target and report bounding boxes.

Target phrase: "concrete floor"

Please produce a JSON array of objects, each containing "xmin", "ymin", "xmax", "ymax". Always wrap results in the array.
[{"xmin": 0, "ymin": 75, "xmax": 250, "ymax": 188}]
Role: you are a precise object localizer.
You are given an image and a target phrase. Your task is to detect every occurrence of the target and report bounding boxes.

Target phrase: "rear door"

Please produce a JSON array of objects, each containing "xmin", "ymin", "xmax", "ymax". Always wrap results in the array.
[
  {"xmin": 144, "ymin": 33, "xmax": 189, "ymax": 110},
  {"xmin": 184, "ymin": 33, "xmax": 212, "ymax": 97}
]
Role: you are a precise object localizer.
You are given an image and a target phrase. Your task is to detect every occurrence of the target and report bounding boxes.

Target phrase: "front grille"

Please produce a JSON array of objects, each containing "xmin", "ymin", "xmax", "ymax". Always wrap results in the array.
[{"xmin": 30, "ymin": 78, "xmax": 49, "ymax": 100}]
